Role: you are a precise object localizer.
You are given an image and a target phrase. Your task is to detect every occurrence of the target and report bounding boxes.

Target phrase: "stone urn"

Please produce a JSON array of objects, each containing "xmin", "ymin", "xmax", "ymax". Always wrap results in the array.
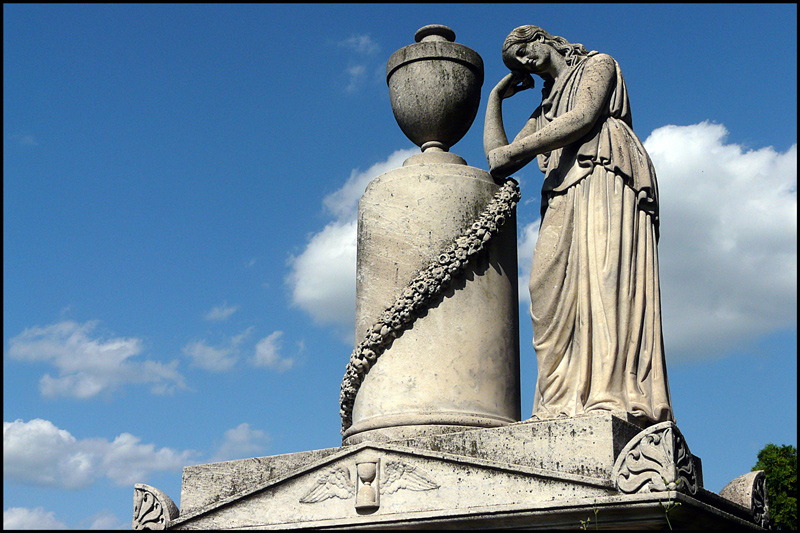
[{"xmin": 387, "ymin": 24, "xmax": 484, "ymax": 158}]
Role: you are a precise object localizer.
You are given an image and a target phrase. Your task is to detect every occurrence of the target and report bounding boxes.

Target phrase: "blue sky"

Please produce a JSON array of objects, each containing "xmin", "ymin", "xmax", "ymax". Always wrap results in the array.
[{"xmin": 3, "ymin": 4, "xmax": 796, "ymax": 529}]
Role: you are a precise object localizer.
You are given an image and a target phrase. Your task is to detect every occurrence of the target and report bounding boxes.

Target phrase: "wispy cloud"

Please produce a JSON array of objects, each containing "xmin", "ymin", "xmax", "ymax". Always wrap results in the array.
[
  {"xmin": 337, "ymin": 34, "xmax": 380, "ymax": 56},
  {"xmin": 344, "ymin": 65, "xmax": 367, "ymax": 94},
  {"xmin": 203, "ymin": 303, "xmax": 238, "ymax": 322},
  {"xmin": 3, "ymin": 418, "xmax": 197, "ymax": 489},
  {"xmin": 7, "ymin": 321, "xmax": 186, "ymax": 399},
  {"xmin": 8, "ymin": 133, "xmax": 39, "ymax": 147},
  {"xmin": 3, "ymin": 506, "xmax": 67, "ymax": 530},
  {"xmin": 183, "ymin": 340, "xmax": 239, "ymax": 372},
  {"xmin": 211, "ymin": 423, "xmax": 271, "ymax": 462},
  {"xmin": 82, "ymin": 510, "xmax": 127, "ymax": 530},
  {"xmin": 251, "ymin": 331, "xmax": 294, "ymax": 372},
  {"xmin": 182, "ymin": 327, "xmax": 252, "ymax": 372},
  {"xmin": 335, "ymin": 33, "xmax": 382, "ymax": 93}
]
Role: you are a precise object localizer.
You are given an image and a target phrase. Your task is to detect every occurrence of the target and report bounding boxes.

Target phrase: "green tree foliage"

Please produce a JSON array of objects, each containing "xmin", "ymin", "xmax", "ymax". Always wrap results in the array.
[{"xmin": 753, "ymin": 443, "xmax": 797, "ymax": 530}]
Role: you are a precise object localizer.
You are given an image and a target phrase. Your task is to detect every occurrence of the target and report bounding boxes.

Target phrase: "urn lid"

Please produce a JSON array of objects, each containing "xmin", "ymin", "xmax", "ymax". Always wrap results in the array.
[
  {"xmin": 386, "ymin": 24, "xmax": 483, "ymax": 84},
  {"xmin": 414, "ymin": 24, "xmax": 455, "ymax": 43}
]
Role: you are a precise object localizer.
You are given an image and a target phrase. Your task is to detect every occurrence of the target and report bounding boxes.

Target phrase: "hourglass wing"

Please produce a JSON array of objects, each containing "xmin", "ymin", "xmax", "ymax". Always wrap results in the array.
[
  {"xmin": 299, "ymin": 466, "xmax": 354, "ymax": 503},
  {"xmin": 382, "ymin": 460, "xmax": 440, "ymax": 494}
]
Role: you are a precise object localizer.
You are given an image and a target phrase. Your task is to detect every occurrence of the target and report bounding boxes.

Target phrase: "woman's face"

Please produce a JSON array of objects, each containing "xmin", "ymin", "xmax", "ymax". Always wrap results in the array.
[{"xmin": 505, "ymin": 41, "xmax": 553, "ymax": 75}]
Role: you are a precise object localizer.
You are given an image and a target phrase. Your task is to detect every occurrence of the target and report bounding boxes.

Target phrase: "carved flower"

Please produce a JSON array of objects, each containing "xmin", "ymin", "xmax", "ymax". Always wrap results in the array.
[
  {"xmin": 353, "ymin": 358, "xmax": 367, "ymax": 374},
  {"xmin": 412, "ymin": 291, "xmax": 426, "ymax": 305}
]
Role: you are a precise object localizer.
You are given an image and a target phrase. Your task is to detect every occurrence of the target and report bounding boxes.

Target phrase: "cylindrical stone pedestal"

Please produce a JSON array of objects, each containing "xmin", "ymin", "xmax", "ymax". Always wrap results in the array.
[{"xmin": 343, "ymin": 155, "xmax": 520, "ymax": 444}]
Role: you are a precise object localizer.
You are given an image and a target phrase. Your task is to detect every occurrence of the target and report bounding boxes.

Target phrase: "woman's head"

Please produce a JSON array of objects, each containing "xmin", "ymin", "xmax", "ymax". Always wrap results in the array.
[{"xmin": 502, "ymin": 25, "xmax": 589, "ymax": 71}]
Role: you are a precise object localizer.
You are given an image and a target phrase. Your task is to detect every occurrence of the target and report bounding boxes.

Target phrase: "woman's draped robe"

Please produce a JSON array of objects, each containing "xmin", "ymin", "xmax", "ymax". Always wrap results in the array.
[{"xmin": 528, "ymin": 52, "xmax": 673, "ymax": 425}]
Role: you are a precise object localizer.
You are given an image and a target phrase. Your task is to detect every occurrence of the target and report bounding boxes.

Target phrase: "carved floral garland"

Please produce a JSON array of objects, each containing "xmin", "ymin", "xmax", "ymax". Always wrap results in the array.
[{"xmin": 339, "ymin": 179, "xmax": 521, "ymax": 434}]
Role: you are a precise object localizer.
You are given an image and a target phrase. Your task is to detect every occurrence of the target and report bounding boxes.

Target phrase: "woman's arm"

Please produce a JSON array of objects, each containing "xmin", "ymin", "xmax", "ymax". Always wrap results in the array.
[
  {"xmin": 488, "ymin": 55, "xmax": 616, "ymax": 180},
  {"xmin": 483, "ymin": 72, "xmax": 534, "ymax": 157}
]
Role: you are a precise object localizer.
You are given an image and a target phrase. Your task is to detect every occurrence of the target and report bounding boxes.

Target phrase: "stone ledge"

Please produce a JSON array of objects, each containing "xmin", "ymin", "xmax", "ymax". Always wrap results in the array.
[{"xmin": 176, "ymin": 491, "xmax": 762, "ymax": 530}]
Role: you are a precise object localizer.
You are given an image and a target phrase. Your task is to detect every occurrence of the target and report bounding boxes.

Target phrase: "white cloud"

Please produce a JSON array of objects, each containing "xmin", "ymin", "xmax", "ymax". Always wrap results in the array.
[
  {"xmin": 83, "ymin": 510, "xmax": 126, "ymax": 530},
  {"xmin": 3, "ymin": 419, "xmax": 196, "ymax": 489},
  {"xmin": 211, "ymin": 423, "xmax": 271, "ymax": 462},
  {"xmin": 204, "ymin": 303, "xmax": 238, "ymax": 322},
  {"xmin": 3, "ymin": 507, "xmax": 67, "ymax": 530},
  {"xmin": 345, "ymin": 65, "xmax": 367, "ymax": 94},
  {"xmin": 8, "ymin": 133, "xmax": 39, "ymax": 147},
  {"xmin": 337, "ymin": 34, "xmax": 380, "ymax": 56},
  {"xmin": 335, "ymin": 34, "xmax": 381, "ymax": 93},
  {"xmin": 517, "ymin": 219, "xmax": 541, "ymax": 311},
  {"xmin": 644, "ymin": 122, "xmax": 796, "ymax": 361},
  {"xmin": 183, "ymin": 341, "xmax": 238, "ymax": 372},
  {"xmin": 7, "ymin": 321, "xmax": 185, "ymax": 399},
  {"xmin": 518, "ymin": 123, "xmax": 796, "ymax": 362},
  {"xmin": 322, "ymin": 148, "xmax": 418, "ymax": 221},
  {"xmin": 288, "ymin": 149, "xmax": 417, "ymax": 338},
  {"xmin": 252, "ymin": 331, "xmax": 293, "ymax": 372},
  {"xmin": 182, "ymin": 327, "xmax": 253, "ymax": 372},
  {"xmin": 286, "ymin": 220, "xmax": 358, "ymax": 331}
]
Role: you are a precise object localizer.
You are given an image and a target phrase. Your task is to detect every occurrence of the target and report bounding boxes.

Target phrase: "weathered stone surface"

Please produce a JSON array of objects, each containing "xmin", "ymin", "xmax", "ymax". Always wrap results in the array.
[
  {"xmin": 612, "ymin": 421, "xmax": 700, "ymax": 496},
  {"xmin": 719, "ymin": 470, "xmax": 770, "ymax": 528},
  {"xmin": 179, "ymin": 447, "xmax": 342, "ymax": 517},
  {"xmin": 396, "ymin": 411, "xmax": 645, "ymax": 480},
  {"xmin": 387, "ymin": 24, "xmax": 483, "ymax": 153},
  {"xmin": 143, "ymin": 415, "xmax": 769, "ymax": 530},
  {"xmin": 172, "ymin": 441, "xmax": 615, "ymax": 530}
]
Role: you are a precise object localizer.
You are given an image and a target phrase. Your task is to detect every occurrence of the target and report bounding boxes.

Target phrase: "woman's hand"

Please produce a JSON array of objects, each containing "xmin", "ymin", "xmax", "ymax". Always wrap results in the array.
[{"xmin": 493, "ymin": 71, "xmax": 534, "ymax": 100}]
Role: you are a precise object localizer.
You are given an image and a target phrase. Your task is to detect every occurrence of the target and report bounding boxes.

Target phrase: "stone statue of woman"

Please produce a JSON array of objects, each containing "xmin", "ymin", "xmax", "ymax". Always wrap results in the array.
[{"xmin": 484, "ymin": 25, "xmax": 673, "ymax": 426}]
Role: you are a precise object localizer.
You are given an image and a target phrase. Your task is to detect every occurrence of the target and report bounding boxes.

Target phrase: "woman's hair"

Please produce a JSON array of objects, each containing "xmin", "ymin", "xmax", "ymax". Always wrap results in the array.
[{"xmin": 502, "ymin": 25, "xmax": 590, "ymax": 68}]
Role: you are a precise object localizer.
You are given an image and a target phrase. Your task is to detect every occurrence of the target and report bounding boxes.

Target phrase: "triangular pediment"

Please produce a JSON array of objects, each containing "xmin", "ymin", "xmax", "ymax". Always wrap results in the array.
[{"xmin": 172, "ymin": 441, "xmax": 614, "ymax": 530}]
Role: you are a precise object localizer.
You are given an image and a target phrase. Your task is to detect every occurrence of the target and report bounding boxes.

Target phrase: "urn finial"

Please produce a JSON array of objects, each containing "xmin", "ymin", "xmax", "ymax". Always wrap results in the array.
[{"xmin": 414, "ymin": 24, "xmax": 456, "ymax": 43}]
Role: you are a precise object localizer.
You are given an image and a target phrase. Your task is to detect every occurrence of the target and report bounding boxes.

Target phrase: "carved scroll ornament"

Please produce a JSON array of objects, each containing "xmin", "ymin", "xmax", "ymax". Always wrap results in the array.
[
  {"xmin": 612, "ymin": 422, "xmax": 698, "ymax": 496},
  {"xmin": 132, "ymin": 483, "xmax": 180, "ymax": 530},
  {"xmin": 719, "ymin": 470, "xmax": 770, "ymax": 528}
]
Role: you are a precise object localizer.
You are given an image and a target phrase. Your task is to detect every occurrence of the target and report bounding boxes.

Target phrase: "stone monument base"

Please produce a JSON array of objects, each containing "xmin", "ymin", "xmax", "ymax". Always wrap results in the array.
[{"xmin": 133, "ymin": 413, "xmax": 768, "ymax": 529}]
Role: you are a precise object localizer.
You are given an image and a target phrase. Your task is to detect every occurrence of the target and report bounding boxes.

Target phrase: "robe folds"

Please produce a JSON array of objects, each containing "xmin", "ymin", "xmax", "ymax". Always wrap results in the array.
[{"xmin": 528, "ymin": 52, "xmax": 673, "ymax": 425}]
